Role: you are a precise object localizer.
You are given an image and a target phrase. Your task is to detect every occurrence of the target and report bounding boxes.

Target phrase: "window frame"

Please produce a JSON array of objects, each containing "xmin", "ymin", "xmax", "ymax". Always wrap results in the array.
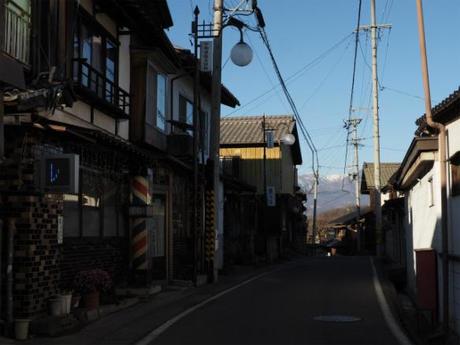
[
  {"xmin": 3, "ymin": 0, "xmax": 32, "ymax": 64},
  {"xmin": 63, "ymin": 167, "xmax": 126, "ymax": 239},
  {"xmin": 146, "ymin": 61, "xmax": 168, "ymax": 132},
  {"xmin": 178, "ymin": 94, "xmax": 194, "ymax": 136},
  {"xmin": 73, "ymin": 8, "xmax": 120, "ymax": 91}
]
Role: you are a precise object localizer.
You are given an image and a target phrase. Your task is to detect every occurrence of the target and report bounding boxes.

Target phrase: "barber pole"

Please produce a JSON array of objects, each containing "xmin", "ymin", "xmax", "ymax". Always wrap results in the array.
[{"xmin": 130, "ymin": 176, "xmax": 150, "ymax": 271}]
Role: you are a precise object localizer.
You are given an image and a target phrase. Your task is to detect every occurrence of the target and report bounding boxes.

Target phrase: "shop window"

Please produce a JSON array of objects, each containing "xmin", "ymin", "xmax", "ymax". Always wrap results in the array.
[{"xmin": 63, "ymin": 167, "xmax": 127, "ymax": 238}]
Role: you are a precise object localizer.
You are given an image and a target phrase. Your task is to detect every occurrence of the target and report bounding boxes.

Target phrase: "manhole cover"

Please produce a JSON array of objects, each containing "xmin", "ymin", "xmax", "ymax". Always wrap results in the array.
[{"xmin": 313, "ymin": 315, "xmax": 362, "ymax": 322}]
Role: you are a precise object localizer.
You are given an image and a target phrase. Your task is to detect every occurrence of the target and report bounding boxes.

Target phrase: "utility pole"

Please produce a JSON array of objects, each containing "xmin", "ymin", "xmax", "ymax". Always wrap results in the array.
[
  {"xmin": 311, "ymin": 172, "xmax": 318, "ymax": 246},
  {"xmin": 370, "ymin": 0, "xmax": 383, "ymax": 257},
  {"xmin": 210, "ymin": 0, "xmax": 223, "ymax": 282},
  {"xmin": 192, "ymin": 6, "xmax": 201, "ymax": 285},
  {"xmin": 357, "ymin": 2, "xmax": 391, "ymax": 257},
  {"xmin": 345, "ymin": 118, "xmax": 362, "ymax": 252}
]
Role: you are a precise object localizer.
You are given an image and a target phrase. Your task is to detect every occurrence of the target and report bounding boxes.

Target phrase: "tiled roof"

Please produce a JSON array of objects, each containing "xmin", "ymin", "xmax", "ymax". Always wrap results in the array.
[
  {"xmin": 360, "ymin": 162, "xmax": 400, "ymax": 193},
  {"xmin": 415, "ymin": 86, "xmax": 460, "ymax": 136},
  {"xmin": 220, "ymin": 115, "xmax": 295, "ymax": 145}
]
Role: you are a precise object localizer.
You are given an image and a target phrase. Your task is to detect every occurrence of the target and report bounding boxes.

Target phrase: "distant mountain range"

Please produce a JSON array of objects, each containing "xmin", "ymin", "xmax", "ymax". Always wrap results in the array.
[{"xmin": 298, "ymin": 173, "xmax": 369, "ymax": 215}]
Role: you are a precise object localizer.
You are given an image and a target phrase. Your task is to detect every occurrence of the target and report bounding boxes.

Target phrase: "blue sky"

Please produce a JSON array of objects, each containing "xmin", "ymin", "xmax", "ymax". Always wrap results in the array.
[{"xmin": 165, "ymin": 0, "xmax": 460, "ymax": 177}]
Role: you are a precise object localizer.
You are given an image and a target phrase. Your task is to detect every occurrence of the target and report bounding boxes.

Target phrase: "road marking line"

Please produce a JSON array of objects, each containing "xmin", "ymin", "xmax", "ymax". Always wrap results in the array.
[
  {"xmin": 134, "ymin": 268, "xmax": 280, "ymax": 345},
  {"xmin": 370, "ymin": 257, "xmax": 413, "ymax": 345}
]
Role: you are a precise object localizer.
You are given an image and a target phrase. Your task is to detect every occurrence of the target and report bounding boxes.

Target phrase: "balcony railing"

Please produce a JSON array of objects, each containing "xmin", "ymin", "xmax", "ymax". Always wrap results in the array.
[
  {"xmin": 3, "ymin": 0, "xmax": 31, "ymax": 64},
  {"xmin": 73, "ymin": 59, "xmax": 130, "ymax": 117}
]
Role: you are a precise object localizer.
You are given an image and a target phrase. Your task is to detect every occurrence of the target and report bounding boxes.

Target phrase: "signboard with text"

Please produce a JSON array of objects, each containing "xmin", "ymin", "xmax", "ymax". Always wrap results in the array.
[
  {"xmin": 266, "ymin": 186, "xmax": 276, "ymax": 207},
  {"xmin": 200, "ymin": 41, "xmax": 213, "ymax": 72},
  {"xmin": 266, "ymin": 130, "xmax": 274, "ymax": 148}
]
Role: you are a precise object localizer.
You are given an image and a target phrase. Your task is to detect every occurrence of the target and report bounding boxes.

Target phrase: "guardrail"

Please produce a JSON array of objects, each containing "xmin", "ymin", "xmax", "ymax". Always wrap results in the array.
[{"xmin": 73, "ymin": 59, "xmax": 130, "ymax": 116}]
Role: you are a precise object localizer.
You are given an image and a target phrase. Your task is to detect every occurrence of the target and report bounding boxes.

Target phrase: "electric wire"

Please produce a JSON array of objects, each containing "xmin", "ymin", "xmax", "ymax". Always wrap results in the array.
[
  {"xmin": 257, "ymin": 25, "xmax": 319, "ymax": 176},
  {"xmin": 342, "ymin": 0, "xmax": 363, "ymax": 189},
  {"xmin": 224, "ymin": 32, "xmax": 353, "ymax": 117}
]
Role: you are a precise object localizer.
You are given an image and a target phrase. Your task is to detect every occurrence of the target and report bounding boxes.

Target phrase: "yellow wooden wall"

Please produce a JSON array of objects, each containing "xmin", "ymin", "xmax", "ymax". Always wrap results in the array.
[{"xmin": 220, "ymin": 146, "xmax": 295, "ymax": 195}]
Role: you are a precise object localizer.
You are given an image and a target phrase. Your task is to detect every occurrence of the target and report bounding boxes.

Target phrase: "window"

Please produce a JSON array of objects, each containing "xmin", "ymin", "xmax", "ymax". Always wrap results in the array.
[
  {"xmin": 146, "ymin": 62, "xmax": 168, "ymax": 131},
  {"xmin": 452, "ymin": 164, "xmax": 460, "ymax": 197},
  {"xmin": 73, "ymin": 10, "xmax": 127, "ymax": 109},
  {"xmin": 3, "ymin": 0, "xmax": 31, "ymax": 64},
  {"xmin": 179, "ymin": 95, "xmax": 194, "ymax": 136},
  {"xmin": 157, "ymin": 74, "xmax": 167, "ymax": 131},
  {"xmin": 63, "ymin": 169, "xmax": 127, "ymax": 238}
]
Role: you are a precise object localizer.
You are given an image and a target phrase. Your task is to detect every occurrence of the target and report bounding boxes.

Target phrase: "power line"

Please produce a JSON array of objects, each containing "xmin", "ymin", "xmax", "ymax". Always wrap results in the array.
[
  {"xmin": 257, "ymin": 25, "xmax": 319, "ymax": 174},
  {"xmin": 299, "ymin": 37, "xmax": 353, "ymax": 111},
  {"xmin": 343, "ymin": 0, "xmax": 363, "ymax": 188},
  {"xmin": 224, "ymin": 32, "xmax": 353, "ymax": 117}
]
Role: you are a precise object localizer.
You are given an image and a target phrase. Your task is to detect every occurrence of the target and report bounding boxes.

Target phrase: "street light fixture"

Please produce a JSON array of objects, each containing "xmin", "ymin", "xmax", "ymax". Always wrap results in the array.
[
  {"xmin": 280, "ymin": 133, "xmax": 295, "ymax": 146},
  {"xmin": 230, "ymin": 40, "xmax": 253, "ymax": 67}
]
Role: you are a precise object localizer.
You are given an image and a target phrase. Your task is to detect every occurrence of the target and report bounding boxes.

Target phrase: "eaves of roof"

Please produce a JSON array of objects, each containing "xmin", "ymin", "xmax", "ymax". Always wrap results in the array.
[{"xmin": 415, "ymin": 86, "xmax": 460, "ymax": 136}]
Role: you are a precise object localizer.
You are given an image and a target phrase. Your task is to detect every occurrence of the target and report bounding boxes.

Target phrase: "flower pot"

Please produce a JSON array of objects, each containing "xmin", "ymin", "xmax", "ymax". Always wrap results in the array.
[
  {"xmin": 15, "ymin": 319, "xmax": 30, "ymax": 340},
  {"xmin": 49, "ymin": 298, "xmax": 62, "ymax": 316},
  {"xmin": 71, "ymin": 295, "xmax": 81, "ymax": 309},
  {"xmin": 83, "ymin": 291, "xmax": 100, "ymax": 310},
  {"xmin": 62, "ymin": 293, "xmax": 72, "ymax": 314}
]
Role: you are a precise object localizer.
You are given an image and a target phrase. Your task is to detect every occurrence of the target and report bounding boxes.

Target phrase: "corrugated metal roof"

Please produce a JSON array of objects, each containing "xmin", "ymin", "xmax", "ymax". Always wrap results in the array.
[
  {"xmin": 360, "ymin": 162, "xmax": 400, "ymax": 193},
  {"xmin": 220, "ymin": 115, "xmax": 295, "ymax": 145}
]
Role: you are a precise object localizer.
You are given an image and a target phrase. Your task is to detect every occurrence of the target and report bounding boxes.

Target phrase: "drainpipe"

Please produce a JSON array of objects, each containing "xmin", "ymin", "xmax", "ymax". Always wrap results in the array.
[{"xmin": 416, "ymin": 0, "xmax": 449, "ymax": 333}]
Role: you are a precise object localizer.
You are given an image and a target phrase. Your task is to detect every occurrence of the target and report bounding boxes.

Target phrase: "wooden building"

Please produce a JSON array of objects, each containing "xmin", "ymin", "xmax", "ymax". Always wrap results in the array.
[
  {"xmin": 0, "ymin": 0, "xmax": 239, "ymax": 331},
  {"xmin": 220, "ymin": 115, "xmax": 306, "ymax": 262}
]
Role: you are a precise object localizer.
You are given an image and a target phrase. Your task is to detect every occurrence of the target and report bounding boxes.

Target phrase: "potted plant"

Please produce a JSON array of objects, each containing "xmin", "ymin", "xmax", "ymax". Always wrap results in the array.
[{"xmin": 73, "ymin": 269, "xmax": 112, "ymax": 310}]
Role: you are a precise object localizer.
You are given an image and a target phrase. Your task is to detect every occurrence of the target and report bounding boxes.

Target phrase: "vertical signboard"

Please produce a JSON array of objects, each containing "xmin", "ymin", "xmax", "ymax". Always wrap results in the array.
[
  {"xmin": 200, "ymin": 41, "xmax": 213, "ymax": 72},
  {"xmin": 266, "ymin": 130, "xmax": 274, "ymax": 148},
  {"xmin": 266, "ymin": 186, "xmax": 276, "ymax": 207}
]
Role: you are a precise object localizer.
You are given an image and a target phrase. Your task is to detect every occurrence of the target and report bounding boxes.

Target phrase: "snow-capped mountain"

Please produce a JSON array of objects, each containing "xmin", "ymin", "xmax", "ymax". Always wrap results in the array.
[{"xmin": 298, "ymin": 173, "xmax": 369, "ymax": 214}]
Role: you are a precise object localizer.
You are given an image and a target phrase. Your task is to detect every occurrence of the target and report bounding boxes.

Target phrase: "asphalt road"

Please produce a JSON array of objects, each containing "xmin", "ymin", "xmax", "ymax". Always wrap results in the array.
[{"xmin": 146, "ymin": 256, "xmax": 405, "ymax": 345}]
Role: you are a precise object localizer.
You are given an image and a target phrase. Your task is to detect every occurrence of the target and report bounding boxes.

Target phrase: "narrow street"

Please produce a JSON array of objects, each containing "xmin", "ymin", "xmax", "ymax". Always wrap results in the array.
[{"xmin": 136, "ymin": 257, "xmax": 408, "ymax": 345}]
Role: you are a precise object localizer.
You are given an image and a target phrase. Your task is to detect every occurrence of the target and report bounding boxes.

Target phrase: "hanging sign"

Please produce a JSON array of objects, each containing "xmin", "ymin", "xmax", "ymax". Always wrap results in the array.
[
  {"xmin": 266, "ymin": 186, "xmax": 276, "ymax": 207},
  {"xmin": 200, "ymin": 41, "xmax": 213, "ymax": 72},
  {"xmin": 266, "ymin": 130, "xmax": 274, "ymax": 148}
]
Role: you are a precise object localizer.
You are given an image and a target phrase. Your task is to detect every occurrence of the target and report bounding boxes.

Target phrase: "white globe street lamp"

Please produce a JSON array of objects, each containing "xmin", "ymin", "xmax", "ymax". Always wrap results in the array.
[
  {"xmin": 280, "ymin": 133, "xmax": 296, "ymax": 146},
  {"xmin": 230, "ymin": 40, "xmax": 253, "ymax": 67}
]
